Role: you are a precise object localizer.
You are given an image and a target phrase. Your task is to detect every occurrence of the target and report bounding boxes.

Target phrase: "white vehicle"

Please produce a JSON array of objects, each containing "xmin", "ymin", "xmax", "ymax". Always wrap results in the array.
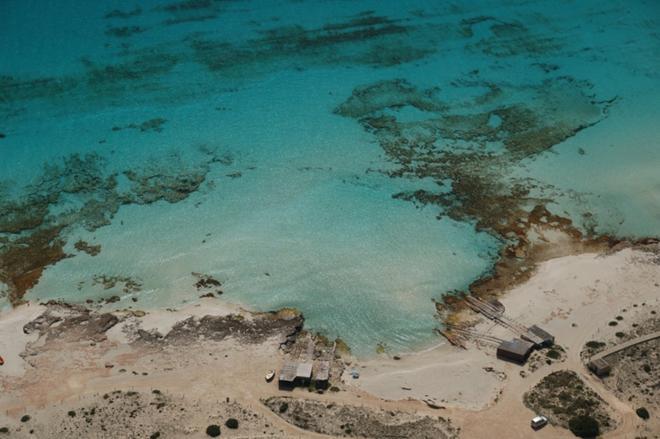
[
  {"xmin": 531, "ymin": 415, "xmax": 548, "ymax": 430},
  {"xmin": 265, "ymin": 370, "xmax": 275, "ymax": 382}
]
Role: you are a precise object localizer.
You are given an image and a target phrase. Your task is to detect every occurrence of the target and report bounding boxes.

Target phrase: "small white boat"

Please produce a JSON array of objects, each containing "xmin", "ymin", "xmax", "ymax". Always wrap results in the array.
[{"xmin": 265, "ymin": 370, "xmax": 275, "ymax": 382}]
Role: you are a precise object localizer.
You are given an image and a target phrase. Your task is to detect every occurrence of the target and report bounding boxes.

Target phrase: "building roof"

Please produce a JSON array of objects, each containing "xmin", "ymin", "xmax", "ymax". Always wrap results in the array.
[
  {"xmin": 498, "ymin": 338, "xmax": 534, "ymax": 357},
  {"xmin": 279, "ymin": 362, "xmax": 297, "ymax": 382},
  {"xmin": 296, "ymin": 362, "xmax": 313, "ymax": 379},
  {"xmin": 589, "ymin": 358, "xmax": 610, "ymax": 369},
  {"xmin": 529, "ymin": 325, "xmax": 555, "ymax": 343},
  {"xmin": 315, "ymin": 361, "xmax": 330, "ymax": 381}
]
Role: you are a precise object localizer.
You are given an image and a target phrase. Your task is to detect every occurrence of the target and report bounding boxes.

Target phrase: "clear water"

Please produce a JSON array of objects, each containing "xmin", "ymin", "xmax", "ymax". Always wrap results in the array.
[{"xmin": 1, "ymin": 0, "xmax": 658, "ymax": 355}]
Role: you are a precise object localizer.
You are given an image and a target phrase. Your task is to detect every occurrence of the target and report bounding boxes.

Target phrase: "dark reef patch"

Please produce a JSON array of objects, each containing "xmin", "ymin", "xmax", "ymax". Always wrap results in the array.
[
  {"xmin": 92, "ymin": 274, "xmax": 143, "ymax": 294},
  {"xmin": 82, "ymin": 52, "xmax": 180, "ymax": 90},
  {"xmin": 161, "ymin": 0, "xmax": 215, "ymax": 13},
  {"xmin": 189, "ymin": 12, "xmax": 444, "ymax": 76},
  {"xmin": 0, "ymin": 75, "xmax": 77, "ymax": 104},
  {"xmin": 193, "ymin": 272, "xmax": 223, "ymax": 296},
  {"xmin": 112, "ymin": 118, "xmax": 167, "ymax": 133},
  {"xmin": 162, "ymin": 14, "xmax": 218, "ymax": 26},
  {"xmin": 74, "ymin": 240, "xmax": 102, "ymax": 257},
  {"xmin": 335, "ymin": 75, "xmax": 615, "ymax": 316},
  {"xmin": 0, "ymin": 227, "xmax": 68, "ymax": 305},
  {"xmin": 104, "ymin": 7, "xmax": 142, "ymax": 20},
  {"xmin": 335, "ymin": 76, "xmax": 610, "ymax": 234},
  {"xmin": 156, "ymin": 0, "xmax": 224, "ymax": 27},
  {"xmin": 105, "ymin": 26, "xmax": 147, "ymax": 38},
  {"xmin": 457, "ymin": 14, "xmax": 562, "ymax": 58},
  {"xmin": 0, "ymin": 148, "xmax": 226, "ymax": 305}
]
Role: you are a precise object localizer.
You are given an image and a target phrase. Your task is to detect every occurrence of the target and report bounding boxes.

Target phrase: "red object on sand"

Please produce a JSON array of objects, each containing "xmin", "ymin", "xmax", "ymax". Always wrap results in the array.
[{"xmin": 0, "ymin": 356, "xmax": 4, "ymax": 366}]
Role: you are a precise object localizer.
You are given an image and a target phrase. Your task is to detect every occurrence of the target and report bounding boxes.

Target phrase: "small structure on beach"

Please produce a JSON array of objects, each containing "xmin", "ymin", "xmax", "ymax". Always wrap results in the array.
[
  {"xmin": 296, "ymin": 362, "xmax": 313, "ymax": 386},
  {"xmin": 278, "ymin": 362, "xmax": 298, "ymax": 390},
  {"xmin": 528, "ymin": 325, "xmax": 555, "ymax": 348},
  {"xmin": 278, "ymin": 361, "xmax": 329, "ymax": 390},
  {"xmin": 497, "ymin": 338, "xmax": 534, "ymax": 364},
  {"xmin": 314, "ymin": 361, "xmax": 330, "ymax": 389},
  {"xmin": 587, "ymin": 358, "xmax": 611, "ymax": 377}
]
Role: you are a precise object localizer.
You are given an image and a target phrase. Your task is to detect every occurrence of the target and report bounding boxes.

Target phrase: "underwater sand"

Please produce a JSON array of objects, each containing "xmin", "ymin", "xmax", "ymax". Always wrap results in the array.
[{"xmin": 1, "ymin": 0, "xmax": 658, "ymax": 355}]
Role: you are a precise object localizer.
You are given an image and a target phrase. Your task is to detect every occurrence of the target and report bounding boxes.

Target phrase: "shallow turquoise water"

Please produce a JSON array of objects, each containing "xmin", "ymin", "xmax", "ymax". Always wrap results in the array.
[{"xmin": 1, "ymin": 0, "xmax": 659, "ymax": 355}]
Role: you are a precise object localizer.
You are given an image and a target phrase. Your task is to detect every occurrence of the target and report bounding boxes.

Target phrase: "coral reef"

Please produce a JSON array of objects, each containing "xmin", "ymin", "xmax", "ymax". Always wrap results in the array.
[
  {"xmin": 104, "ymin": 7, "xmax": 142, "ymax": 20},
  {"xmin": 91, "ymin": 275, "xmax": 143, "ymax": 294},
  {"xmin": 0, "ymin": 149, "xmax": 225, "ymax": 305},
  {"xmin": 0, "ymin": 228, "xmax": 68, "ymax": 305},
  {"xmin": 105, "ymin": 26, "xmax": 147, "ymax": 38},
  {"xmin": 74, "ymin": 240, "xmax": 102, "ymax": 257},
  {"xmin": 189, "ymin": 12, "xmax": 444, "ymax": 76},
  {"xmin": 473, "ymin": 21, "xmax": 561, "ymax": 57},
  {"xmin": 335, "ymin": 75, "xmax": 621, "ymax": 318},
  {"xmin": 112, "ymin": 118, "xmax": 167, "ymax": 133},
  {"xmin": 335, "ymin": 76, "xmax": 610, "ymax": 234}
]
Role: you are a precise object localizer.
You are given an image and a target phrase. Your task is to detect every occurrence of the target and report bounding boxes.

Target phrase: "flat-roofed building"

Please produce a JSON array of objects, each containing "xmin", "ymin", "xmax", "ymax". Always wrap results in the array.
[
  {"xmin": 528, "ymin": 325, "xmax": 555, "ymax": 347},
  {"xmin": 588, "ymin": 358, "xmax": 611, "ymax": 378},
  {"xmin": 296, "ymin": 362, "xmax": 313, "ymax": 386},
  {"xmin": 278, "ymin": 362, "xmax": 297, "ymax": 390},
  {"xmin": 315, "ymin": 361, "xmax": 330, "ymax": 389},
  {"xmin": 497, "ymin": 338, "xmax": 535, "ymax": 364}
]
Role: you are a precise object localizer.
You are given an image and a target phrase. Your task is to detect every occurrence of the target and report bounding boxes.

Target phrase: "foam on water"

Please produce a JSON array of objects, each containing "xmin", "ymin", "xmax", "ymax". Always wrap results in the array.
[{"xmin": 1, "ymin": 0, "xmax": 659, "ymax": 355}]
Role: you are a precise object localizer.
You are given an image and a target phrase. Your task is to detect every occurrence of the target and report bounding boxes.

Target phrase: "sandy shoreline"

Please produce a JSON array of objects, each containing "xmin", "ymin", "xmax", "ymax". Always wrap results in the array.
[{"xmin": 1, "ymin": 244, "xmax": 659, "ymax": 438}]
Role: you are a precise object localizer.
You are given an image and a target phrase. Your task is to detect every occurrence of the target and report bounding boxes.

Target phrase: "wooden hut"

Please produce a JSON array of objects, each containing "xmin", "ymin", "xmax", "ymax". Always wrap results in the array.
[
  {"xmin": 588, "ymin": 358, "xmax": 611, "ymax": 377},
  {"xmin": 278, "ymin": 362, "xmax": 297, "ymax": 390},
  {"xmin": 528, "ymin": 325, "xmax": 555, "ymax": 348},
  {"xmin": 497, "ymin": 338, "xmax": 534, "ymax": 364},
  {"xmin": 295, "ymin": 362, "xmax": 313, "ymax": 386},
  {"xmin": 314, "ymin": 361, "xmax": 330, "ymax": 389}
]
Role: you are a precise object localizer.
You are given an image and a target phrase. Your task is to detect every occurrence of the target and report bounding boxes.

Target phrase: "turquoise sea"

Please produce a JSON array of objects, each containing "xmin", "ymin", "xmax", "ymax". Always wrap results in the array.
[{"xmin": 1, "ymin": 0, "xmax": 659, "ymax": 355}]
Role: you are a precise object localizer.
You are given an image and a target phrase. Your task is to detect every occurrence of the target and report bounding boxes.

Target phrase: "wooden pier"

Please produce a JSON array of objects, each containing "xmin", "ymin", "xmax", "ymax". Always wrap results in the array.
[{"xmin": 438, "ymin": 295, "xmax": 555, "ymax": 364}]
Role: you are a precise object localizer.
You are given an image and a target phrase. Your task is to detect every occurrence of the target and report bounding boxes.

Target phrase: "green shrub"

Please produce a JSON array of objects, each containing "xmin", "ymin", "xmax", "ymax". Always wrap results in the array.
[
  {"xmin": 206, "ymin": 424, "xmax": 221, "ymax": 437},
  {"xmin": 636, "ymin": 407, "xmax": 650, "ymax": 420},
  {"xmin": 608, "ymin": 321, "xmax": 618, "ymax": 326},
  {"xmin": 20, "ymin": 415, "xmax": 30, "ymax": 423},
  {"xmin": 67, "ymin": 410, "xmax": 76, "ymax": 417},
  {"xmin": 568, "ymin": 415, "xmax": 599, "ymax": 437},
  {"xmin": 585, "ymin": 341, "xmax": 605, "ymax": 349},
  {"xmin": 225, "ymin": 418, "xmax": 239, "ymax": 429},
  {"xmin": 279, "ymin": 402, "xmax": 288, "ymax": 413},
  {"xmin": 546, "ymin": 349, "xmax": 561, "ymax": 359}
]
